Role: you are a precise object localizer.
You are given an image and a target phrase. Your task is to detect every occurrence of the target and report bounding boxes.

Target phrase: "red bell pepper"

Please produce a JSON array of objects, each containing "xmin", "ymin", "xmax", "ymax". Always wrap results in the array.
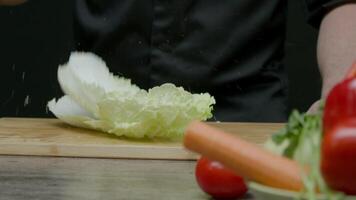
[
  {"xmin": 322, "ymin": 62, "xmax": 356, "ymax": 195},
  {"xmin": 323, "ymin": 62, "xmax": 356, "ymax": 133}
]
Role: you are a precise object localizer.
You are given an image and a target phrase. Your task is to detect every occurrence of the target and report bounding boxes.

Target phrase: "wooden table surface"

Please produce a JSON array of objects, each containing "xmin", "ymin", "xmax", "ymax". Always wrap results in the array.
[
  {"xmin": 0, "ymin": 119, "xmax": 284, "ymax": 200},
  {"xmin": 0, "ymin": 156, "xmax": 207, "ymax": 200}
]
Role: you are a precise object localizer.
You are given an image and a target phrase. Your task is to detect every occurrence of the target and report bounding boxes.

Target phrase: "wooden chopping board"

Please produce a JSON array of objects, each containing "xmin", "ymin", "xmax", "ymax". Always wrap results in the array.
[{"xmin": 0, "ymin": 118, "xmax": 284, "ymax": 160}]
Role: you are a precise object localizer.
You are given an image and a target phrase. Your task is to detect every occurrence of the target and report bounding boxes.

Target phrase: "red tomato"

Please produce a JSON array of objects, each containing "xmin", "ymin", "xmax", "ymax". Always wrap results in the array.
[
  {"xmin": 321, "ymin": 119, "xmax": 356, "ymax": 195},
  {"xmin": 195, "ymin": 157, "xmax": 247, "ymax": 199}
]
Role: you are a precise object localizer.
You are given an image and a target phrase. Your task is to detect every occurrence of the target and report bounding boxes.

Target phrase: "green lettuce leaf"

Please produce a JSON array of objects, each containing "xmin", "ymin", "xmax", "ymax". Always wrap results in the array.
[{"xmin": 265, "ymin": 109, "xmax": 344, "ymax": 200}]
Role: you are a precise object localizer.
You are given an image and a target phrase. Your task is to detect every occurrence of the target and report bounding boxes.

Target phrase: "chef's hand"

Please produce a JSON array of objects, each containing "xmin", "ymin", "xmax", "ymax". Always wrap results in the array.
[
  {"xmin": 307, "ymin": 100, "xmax": 321, "ymax": 114},
  {"xmin": 0, "ymin": 0, "xmax": 26, "ymax": 6}
]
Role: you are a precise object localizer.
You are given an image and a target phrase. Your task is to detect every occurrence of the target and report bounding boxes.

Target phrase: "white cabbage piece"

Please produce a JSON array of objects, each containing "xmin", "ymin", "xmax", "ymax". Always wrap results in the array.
[
  {"xmin": 47, "ymin": 95, "xmax": 95, "ymax": 129},
  {"xmin": 48, "ymin": 52, "xmax": 215, "ymax": 139}
]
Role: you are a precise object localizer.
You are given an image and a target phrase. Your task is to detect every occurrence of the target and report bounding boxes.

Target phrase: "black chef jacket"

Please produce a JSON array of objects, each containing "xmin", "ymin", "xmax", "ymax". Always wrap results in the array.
[{"xmin": 74, "ymin": 0, "xmax": 350, "ymax": 122}]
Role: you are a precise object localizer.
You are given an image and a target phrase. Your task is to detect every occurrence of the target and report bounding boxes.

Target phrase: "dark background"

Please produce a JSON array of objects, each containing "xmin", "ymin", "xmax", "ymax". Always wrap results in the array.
[{"xmin": 0, "ymin": 0, "xmax": 322, "ymax": 119}]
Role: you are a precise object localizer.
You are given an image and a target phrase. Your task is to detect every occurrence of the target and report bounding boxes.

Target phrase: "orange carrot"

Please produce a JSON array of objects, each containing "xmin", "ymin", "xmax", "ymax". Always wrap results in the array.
[{"xmin": 183, "ymin": 121, "xmax": 304, "ymax": 191}]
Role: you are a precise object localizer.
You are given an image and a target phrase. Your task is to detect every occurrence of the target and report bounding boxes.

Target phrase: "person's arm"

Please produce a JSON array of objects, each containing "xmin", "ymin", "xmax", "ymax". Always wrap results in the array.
[
  {"xmin": 308, "ymin": 3, "xmax": 356, "ymax": 113},
  {"xmin": 0, "ymin": 0, "xmax": 26, "ymax": 6},
  {"xmin": 318, "ymin": 3, "xmax": 356, "ymax": 98}
]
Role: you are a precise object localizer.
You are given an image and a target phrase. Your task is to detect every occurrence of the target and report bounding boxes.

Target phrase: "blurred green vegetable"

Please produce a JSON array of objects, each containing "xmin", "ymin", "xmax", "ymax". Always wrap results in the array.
[{"xmin": 265, "ymin": 108, "xmax": 344, "ymax": 200}]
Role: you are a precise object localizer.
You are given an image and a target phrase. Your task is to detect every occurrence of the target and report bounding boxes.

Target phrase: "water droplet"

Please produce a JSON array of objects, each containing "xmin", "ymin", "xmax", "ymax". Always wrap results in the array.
[
  {"xmin": 22, "ymin": 72, "xmax": 26, "ymax": 81},
  {"xmin": 236, "ymin": 84, "xmax": 243, "ymax": 92},
  {"xmin": 24, "ymin": 95, "xmax": 30, "ymax": 107}
]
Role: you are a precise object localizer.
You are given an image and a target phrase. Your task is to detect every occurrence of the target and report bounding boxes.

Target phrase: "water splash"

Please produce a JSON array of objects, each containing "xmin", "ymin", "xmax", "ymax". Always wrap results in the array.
[
  {"xmin": 24, "ymin": 95, "xmax": 30, "ymax": 107},
  {"xmin": 235, "ymin": 84, "xmax": 244, "ymax": 92}
]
